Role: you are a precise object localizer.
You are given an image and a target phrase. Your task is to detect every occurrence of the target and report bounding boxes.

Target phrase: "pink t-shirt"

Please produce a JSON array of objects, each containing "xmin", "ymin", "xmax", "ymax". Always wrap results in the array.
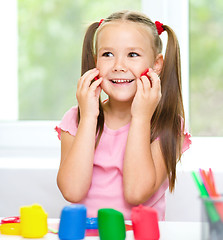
[{"xmin": 55, "ymin": 106, "xmax": 191, "ymax": 220}]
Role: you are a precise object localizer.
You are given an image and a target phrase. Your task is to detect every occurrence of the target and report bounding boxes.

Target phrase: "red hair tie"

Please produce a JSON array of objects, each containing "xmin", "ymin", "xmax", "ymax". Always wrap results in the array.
[
  {"xmin": 155, "ymin": 21, "xmax": 164, "ymax": 35},
  {"xmin": 98, "ymin": 19, "xmax": 104, "ymax": 27}
]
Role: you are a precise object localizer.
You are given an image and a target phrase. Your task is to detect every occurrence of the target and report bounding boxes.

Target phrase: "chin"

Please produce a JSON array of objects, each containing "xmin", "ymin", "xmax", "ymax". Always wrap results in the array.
[{"xmin": 109, "ymin": 94, "xmax": 135, "ymax": 103}]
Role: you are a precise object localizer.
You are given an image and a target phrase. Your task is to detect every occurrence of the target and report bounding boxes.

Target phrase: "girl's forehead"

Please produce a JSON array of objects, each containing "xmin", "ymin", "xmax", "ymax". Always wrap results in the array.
[
  {"xmin": 96, "ymin": 20, "xmax": 153, "ymax": 46},
  {"xmin": 98, "ymin": 20, "xmax": 152, "ymax": 35}
]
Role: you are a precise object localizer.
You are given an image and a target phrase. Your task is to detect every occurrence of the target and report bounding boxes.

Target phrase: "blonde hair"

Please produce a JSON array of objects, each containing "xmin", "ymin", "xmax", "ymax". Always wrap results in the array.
[{"xmin": 79, "ymin": 10, "xmax": 185, "ymax": 191}]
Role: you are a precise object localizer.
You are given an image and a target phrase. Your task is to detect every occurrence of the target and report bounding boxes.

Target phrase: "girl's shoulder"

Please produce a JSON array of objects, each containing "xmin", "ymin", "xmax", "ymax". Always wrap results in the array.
[{"xmin": 55, "ymin": 106, "xmax": 78, "ymax": 140}]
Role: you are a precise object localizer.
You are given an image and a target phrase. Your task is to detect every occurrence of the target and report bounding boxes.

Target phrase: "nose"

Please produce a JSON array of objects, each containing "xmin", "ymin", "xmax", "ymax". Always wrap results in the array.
[{"xmin": 112, "ymin": 56, "xmax": 127, "ymax": 72}]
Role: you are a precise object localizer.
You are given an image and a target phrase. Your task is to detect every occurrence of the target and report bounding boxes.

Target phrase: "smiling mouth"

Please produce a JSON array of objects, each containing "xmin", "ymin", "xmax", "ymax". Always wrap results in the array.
[{"xmin": 110, "ymin": 79, "xmax": 134, "ymax": 84}]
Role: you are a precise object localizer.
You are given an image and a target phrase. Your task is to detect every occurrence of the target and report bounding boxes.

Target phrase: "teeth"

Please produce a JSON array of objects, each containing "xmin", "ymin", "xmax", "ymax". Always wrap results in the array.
[{"xmin": 112, "ymin": 79, "xmax": 132, "ymax": 83}]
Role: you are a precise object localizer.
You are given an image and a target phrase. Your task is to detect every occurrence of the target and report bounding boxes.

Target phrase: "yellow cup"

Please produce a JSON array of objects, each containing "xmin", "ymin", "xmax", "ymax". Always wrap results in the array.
[{"xmin": 20, "ymin": 204, "xmax": 48, "ymax": 238}]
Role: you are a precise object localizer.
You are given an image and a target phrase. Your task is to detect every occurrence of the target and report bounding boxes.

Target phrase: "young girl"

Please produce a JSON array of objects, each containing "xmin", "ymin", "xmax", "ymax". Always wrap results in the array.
[{"xmin": 55, "ymin": 10, "xmax": 191, "ymax": 220}]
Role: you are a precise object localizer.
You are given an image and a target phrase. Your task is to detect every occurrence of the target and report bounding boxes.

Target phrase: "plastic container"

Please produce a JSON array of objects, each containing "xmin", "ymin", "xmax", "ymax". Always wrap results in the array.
[{"xmin": 200, "ymin": 195, "xmax": 223, "ymax": 240}]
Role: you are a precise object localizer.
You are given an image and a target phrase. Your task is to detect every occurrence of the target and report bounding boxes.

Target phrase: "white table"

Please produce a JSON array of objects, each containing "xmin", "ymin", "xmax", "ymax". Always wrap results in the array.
[{"xmin": 0, "ymin": 220, "xmax": 202, "ymax": 240}]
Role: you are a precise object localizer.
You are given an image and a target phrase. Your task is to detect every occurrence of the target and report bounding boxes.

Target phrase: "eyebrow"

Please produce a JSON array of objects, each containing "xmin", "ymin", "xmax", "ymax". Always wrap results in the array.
[
  {"xmin": 126, "ymin": 47, "xmax": 144, "ymax": 52},
  {"xmin": 98, "ymin": 47, "xmax": 144, "ymax": 52},
  {"xmin": 98, "ymin": 47, "xmax": 114, "ymax": 52}
]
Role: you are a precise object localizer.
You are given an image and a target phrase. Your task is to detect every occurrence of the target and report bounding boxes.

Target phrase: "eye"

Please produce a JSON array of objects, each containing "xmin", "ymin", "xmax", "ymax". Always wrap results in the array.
[
  {"xmin": 128, "ymin": 52, "xmax": 140, "ymax": 57},
  {"xmin": 102, "ymin": 52, "xmax": 113, "ymax": 57}
]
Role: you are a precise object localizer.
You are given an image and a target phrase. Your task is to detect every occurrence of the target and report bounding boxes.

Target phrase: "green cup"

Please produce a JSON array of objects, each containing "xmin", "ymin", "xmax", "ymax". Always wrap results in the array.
[{"xmin": 98, "ymin": 208, "xmax": 126, "ymax": 240}]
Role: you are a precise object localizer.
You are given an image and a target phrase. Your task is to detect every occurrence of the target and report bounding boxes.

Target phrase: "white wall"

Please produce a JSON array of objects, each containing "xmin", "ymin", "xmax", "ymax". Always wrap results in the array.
[
  {"xmin": 1, "ymin": 166, "xmax": 222, "ymax": 221},
  {"xmin": 0, "ymin": 168, "xmax": 68, "ymax": 218}
]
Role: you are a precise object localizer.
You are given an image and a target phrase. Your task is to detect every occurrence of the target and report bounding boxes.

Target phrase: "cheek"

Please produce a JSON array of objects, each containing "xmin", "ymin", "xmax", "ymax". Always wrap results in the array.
[
  {"xmin": 100, "ymin": 81, "xmax": 110, "ymax": 95},
  {"xmin": 130, "ymin": 58, "xmax": 152, "ymax": 74},
  {"xmin": 96, "ymin": 59, "xmax": 106, "ymax": 76},
  {"xmin": 136, "ymin": 61, "xmax": 153, "ymax": 76},
  {"xmin": 132, "ymin": 66, "xmax": 147, "ymax": 78}
]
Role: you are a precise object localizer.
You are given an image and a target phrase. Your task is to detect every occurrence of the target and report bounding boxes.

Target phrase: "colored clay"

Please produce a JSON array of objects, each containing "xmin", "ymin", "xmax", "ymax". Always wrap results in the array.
[
  {"xmin": 132, "ymin": 205, "xmax": 160, "ymax": 240},
  {"xmin": 20, "ymin": 204, "xmax": 48, "ymax": 238},
  {"xmin": 58, "ymin": 204, "xmax": 87, "ymax": 240},
  {"xmin": 98, "ymin": 208, "xmax": 126, "ymax": 240}
]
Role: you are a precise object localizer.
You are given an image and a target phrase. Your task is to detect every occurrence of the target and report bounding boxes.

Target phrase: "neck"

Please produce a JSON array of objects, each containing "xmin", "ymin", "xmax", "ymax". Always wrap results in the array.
[{"xmin": 103, "ymin": 98, "xmax": 132, "ymax": 129}]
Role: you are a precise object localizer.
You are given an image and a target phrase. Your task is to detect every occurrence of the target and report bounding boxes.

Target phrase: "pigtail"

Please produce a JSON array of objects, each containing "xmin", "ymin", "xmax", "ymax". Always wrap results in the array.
[
  {"xmin": 78, "ymin": 22, "xmax": 104, "ymax": 148},
  {"xmin": 152, "ymin": 25, "xmax": 185, "ymax": 191},
  {"xmin": 81, "ymin": 22, "xmax": 98, "ymax": 75}
]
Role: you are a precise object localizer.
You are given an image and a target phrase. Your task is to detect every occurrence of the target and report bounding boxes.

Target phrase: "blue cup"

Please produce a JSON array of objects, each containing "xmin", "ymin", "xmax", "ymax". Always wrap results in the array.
[{"xmin": 58, "ymin": 204, "xmax": 87, "ymax": 240}]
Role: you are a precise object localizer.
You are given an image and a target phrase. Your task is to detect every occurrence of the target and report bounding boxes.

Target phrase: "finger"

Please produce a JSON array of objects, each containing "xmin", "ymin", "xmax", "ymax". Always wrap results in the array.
[
  {"xmin": 82, "ymin": 70, "xmax": 100, "ymax": 90},
  {"xmin": 77, "ymin": 68, "xmax": 98, "ymax": 91},
  {"xmin": 136, "ymin": 78, "xmax": 144, "ymax": 93},
  {"xmin": 140, "ymin": 75, "xmax": 151, "ymax": 91},
  {"xmin": 90, "ymin": 77, "xmax": 103, "ymax": 95},
  {"xmin": 79, "ymin": 70, "xmax": 99, "ymax": 92},
  {"xmin": 95, "ymin": 84, "xmax": 102, "ymax": 98},
  {"xmin": 148, "ymin": 68, "xmax": 161, "ymax": 90},
  {"xmin": 77, "ymin": 68, "xmax": 96, "ymax": 89}
]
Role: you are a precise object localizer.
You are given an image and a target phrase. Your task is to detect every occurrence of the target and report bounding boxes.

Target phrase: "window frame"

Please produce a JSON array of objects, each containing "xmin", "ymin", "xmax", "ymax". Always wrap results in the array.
[{"xmin": 0, "ymin": 1, "xmax": 18, "ymax": 120}]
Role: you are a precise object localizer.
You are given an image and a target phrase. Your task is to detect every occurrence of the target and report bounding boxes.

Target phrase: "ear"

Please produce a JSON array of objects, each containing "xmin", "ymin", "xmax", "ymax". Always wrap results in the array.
[{"xmin": 153, "ymin": 53, "xmax": 163, "ymax": 76}]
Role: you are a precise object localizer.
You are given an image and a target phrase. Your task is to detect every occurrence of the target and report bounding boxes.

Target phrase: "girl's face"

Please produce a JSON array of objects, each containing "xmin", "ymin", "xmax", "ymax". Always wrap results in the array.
[{"xmin": 96, "ymin": 20, "xmax": 161, "ymax": 102}]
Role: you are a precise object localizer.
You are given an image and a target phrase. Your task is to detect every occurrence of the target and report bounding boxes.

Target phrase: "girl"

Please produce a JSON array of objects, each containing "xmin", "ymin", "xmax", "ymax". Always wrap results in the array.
[{"xmin": 55, "ymin": 10, "xmax": 191, "ymax": 220}]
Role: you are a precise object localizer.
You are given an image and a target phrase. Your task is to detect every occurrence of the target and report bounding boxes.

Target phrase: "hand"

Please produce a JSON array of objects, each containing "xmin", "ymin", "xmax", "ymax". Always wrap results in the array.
[
  {"xmin": 76, "ymin": 68, "xmax": 103, "ymax": 119},
  {"xmin": 131, "ymin": 68, "xmax": 162, "ymax": 121}
]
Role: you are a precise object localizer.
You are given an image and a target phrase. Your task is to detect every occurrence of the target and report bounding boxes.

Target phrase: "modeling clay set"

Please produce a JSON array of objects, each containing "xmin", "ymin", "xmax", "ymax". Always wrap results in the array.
[{"xmin": 0, "ymin": 203, "xmax": 160, "ymax": 240}]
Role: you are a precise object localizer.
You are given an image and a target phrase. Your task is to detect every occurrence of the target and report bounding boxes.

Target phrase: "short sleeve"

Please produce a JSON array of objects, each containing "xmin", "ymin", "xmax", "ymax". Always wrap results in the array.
[
  {"xmin": 55, "ymin": 106, "xmax": 78, "ymax": 140},
  {"xmin": 181, "ymin": 120, "xmax": 192, "ymax": 154}
]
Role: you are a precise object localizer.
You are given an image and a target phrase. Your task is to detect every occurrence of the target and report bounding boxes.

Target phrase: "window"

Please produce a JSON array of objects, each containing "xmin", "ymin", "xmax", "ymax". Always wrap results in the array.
[
  {"xmin": 18, "ymin": 0, "xmax": 141, "ymax": 120},
  {"xmin": 0, "ymin": 1, "xmax": 141, "ymax": 168},
  {"xmin": 1, "ymin": 0, "xmax": 222, "ymax": 170},
  {"xmin": 190, "ymin": 0, "xmax": 223, "ymax": 136},
  {"xmin": 142, "ymin": 0, "xmax": 223, "ymax": 171}
]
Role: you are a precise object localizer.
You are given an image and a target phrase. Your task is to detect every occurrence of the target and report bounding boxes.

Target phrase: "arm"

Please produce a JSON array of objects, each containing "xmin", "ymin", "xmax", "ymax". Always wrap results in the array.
[
  {"xmin": 123, "ymin": 118, "xmax": 167, "ymax": 205},
  {"xmin": 123, "ymin": 68, "xmax": 167, "ymax": 205},
  {"xmin": 57, "ymin": 68, "xmax": 103, "ymax": 202},
  {"xmin": 57, "ymin": 117, "xmax": 97, "ymax": 202}
]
